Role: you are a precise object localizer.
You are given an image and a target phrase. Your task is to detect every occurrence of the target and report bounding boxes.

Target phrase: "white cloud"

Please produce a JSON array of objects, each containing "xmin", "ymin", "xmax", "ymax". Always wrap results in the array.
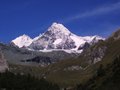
[{"xmin": 62, "ymin": 2, "xmax": 120, "ymax": 23}]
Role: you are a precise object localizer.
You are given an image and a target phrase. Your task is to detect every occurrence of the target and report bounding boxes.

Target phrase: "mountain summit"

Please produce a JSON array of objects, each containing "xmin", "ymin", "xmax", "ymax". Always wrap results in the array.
[
  {"xmin": 48, "ymin": 22, "xmax": 71, "ymax": 35},
  {"xmin": 12, "ymin": 22, "xmax": 104, "ymax": 51},
  {"xmin": 12, "ymin": 34, "xmax": 33, "ymax": 48}
]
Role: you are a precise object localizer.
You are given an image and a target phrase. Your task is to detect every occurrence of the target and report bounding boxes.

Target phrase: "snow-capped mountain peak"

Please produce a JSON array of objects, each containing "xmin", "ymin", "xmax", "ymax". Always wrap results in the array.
[
  {"xmin": 11, "ymin": 22, "xmax": 105, "ymax": 53},
  {"xmin": 12, "ymin": 34, "xmax": 33, "ymax": 48},
  {"xmin": 28, "ymin": 22, "xmax": 104, "ymax": 51},
  {"xmin": 48, "ymin": 22, "xmax": 71, "ymax": 35}
]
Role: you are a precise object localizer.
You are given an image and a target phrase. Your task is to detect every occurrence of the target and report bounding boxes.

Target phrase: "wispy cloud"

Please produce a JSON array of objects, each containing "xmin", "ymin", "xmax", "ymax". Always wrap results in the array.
[{"xmin": 61, "ymin": 2, "xmax": 120, "ymax": 23}]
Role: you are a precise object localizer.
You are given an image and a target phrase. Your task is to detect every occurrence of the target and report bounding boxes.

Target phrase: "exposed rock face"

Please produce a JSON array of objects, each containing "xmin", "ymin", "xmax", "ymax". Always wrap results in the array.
[
  {"xmin": 92, "ymin": 47, "xmax": 107, "ymax": 64},
  {"xmin": 109, "ymin": 29, "xmax": 120, "ymax": 40},
  {"xmin": 78, "ymin": 42, "xmax": 90, "ymax": 50},
  {"xmin": 64, "ymin": 65, "xmax": 83, "ymax": 71},
  {"xmin": 21, "ymin": 56, "xmax": 52, "ymax": 67},
  {"xmin": 0, "ymin": 50, "xmax": 8, "ymax": 72},
  {"xmin": 81, "ymin": 43, "xmax": 107, "ymax": 64}
]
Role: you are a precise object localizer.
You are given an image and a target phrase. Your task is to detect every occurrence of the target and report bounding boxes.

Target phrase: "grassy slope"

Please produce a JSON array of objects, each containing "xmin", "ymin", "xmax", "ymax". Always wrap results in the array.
[{"xmin": 39, "ymin": 38, "xmax": 120, "ymax": 87}]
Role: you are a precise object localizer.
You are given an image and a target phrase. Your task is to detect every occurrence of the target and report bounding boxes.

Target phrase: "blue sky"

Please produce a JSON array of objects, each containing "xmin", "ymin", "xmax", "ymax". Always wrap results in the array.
[{"xmin": 0, "ymin": 0, "xmax": 120, "ymax": 43}]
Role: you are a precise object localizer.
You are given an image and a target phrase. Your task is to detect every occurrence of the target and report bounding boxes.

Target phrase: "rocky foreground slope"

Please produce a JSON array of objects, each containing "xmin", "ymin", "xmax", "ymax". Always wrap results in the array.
[{"xmin": 0, "ymin": 49, "xmax": 8, "ymax": 72}]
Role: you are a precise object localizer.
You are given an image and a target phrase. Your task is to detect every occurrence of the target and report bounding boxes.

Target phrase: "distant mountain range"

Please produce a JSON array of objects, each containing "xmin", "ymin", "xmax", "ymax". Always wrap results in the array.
[{"xmin": 11, "ymin": 22, "xmax": 104, "ymax": 52}]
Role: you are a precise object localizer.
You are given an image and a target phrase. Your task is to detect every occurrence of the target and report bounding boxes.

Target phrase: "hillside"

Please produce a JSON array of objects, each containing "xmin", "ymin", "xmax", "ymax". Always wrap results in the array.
[
  {"xmin": 76, "ymin": 55, "xmax": 120, "ymax": 90},
  {"xmin": 8, "ymin": 29, "xmax": 120, "ymax": 89}
]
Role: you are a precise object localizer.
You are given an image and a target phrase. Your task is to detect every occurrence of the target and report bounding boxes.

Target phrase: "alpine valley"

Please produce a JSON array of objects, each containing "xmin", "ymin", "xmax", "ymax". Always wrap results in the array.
[{"xmin": 0, "ymin": 22, "xmax": 120, "ymax": 90}]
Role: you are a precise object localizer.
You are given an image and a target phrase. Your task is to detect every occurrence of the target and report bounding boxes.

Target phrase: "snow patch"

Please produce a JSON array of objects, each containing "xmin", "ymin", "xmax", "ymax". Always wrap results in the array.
[
  {"xmin": 70, "ymin": 34, "xmax": 86, "ymax": 50},
  {"xmin": 37, "ymin": 49, "xmax": 83, "ymax": 54},
  {"xmin": 53, "ymin": 39, "xmax": 62, "ymax": 45}
]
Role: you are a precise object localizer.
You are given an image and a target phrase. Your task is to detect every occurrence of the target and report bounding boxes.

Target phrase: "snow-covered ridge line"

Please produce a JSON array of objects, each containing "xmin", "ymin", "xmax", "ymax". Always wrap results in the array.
[{"xmin": 11, "ymin": 22, "xmax": 105, "ymax": 51}]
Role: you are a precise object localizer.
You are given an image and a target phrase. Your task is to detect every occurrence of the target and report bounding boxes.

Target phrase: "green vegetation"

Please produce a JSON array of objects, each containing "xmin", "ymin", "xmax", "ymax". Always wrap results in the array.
[
  {"xmin": 0, "ymin": 71, "xmax": 59, "ymax": 90},
  {"xmin": 76, "ymin": 56, "xmax": 120, "ymax": 90}
]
